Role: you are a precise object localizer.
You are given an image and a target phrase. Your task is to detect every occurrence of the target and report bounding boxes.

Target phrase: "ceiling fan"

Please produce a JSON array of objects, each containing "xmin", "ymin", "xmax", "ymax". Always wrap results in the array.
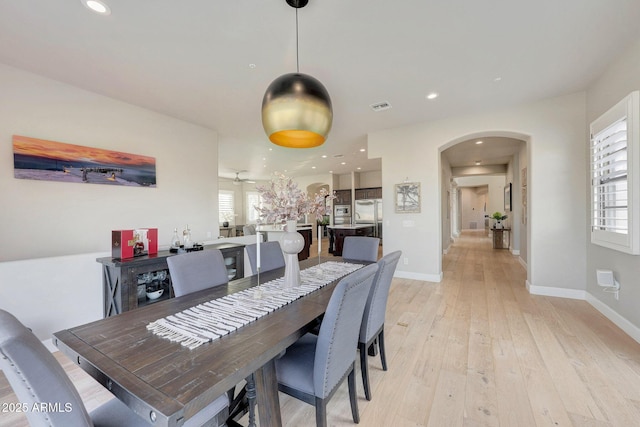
[{"xmin": 232, "ymin": 171, "xmax": 255, "ymax": 185}]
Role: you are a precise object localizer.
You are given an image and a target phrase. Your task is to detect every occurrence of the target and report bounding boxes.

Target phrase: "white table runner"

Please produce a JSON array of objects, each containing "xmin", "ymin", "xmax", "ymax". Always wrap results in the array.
[{"xmin": 147, "ymin": 261, "xmax": 363, "ymax": 349}]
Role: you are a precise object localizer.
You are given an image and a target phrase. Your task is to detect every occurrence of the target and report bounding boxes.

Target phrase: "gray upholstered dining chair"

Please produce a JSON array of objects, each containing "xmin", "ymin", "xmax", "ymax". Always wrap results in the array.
[
  {"xmin": 341, "ymin": 236, "xmax": 380, "ymax": 262},
  {"xmin": 275, "ymin": 263, "xmax": 379, "ymax": 427},
  {"xmin": 167, "ymin": 248, "xmax": 254, "ymax": 425},
  {"xmin": 358, "ymin": 250, "xmax": 402, "ymax": 400},
  {"xmin": 0, "ymin": 309, "xmax": 229, "ymax": 427},
  {"xmin": 245, "ymin": 241, "xmax": 285, "ymax": 274},
  {"xmin": 166, "ymin": 249, "xmax": 228, "ymax": 297},
  {"xmin": 242, "ymin": 224, "xmax": 256, "ymax": 235}
]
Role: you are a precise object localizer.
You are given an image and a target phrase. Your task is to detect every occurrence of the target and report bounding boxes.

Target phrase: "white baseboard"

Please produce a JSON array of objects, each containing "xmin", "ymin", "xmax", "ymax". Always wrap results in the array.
[
  {"xmin": 511, "ymin": 248, "xmax": 520, "ymax": 256},
  {"xmin": 526, "ymin": 280, "xmax": 587, "ymax": 300},
  {"xmin": 585, "ymin": 292, "xmax": 640, "ymax": 344},
  {"xmin": 395, "ymin": 270, "xmax": 442, "ymax": 283},
  {"xmin": 518, "ymin": 256, "xmax": 527, "ymax": 270}
]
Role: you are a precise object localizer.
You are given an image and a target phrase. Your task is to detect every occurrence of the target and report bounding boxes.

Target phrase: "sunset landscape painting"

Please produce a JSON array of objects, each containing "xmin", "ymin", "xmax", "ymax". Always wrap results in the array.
[{"xmin": 13, "ymin": 135, "xmax": 156, "ymax": 187}]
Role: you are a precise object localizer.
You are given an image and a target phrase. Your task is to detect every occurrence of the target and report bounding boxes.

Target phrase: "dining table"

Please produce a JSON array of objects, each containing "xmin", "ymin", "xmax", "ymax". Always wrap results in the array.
[{"xmin": 53, "ymin": 256, "xmax": 364, "ymax": 427}]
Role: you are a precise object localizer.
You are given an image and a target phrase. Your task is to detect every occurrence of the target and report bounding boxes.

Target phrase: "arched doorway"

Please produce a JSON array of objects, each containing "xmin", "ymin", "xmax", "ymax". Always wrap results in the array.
[{"xmin": 440, "ymin": 133, "xmax": 529, "ymax": 274}]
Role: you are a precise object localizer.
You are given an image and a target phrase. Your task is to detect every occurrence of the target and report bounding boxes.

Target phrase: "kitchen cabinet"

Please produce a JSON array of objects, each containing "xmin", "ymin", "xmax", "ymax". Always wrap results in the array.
[
  {"xmin": 334, "ymin": 189, "xmax": 352, "ymax": 205},
  {"xmin": 97, "ymin": 242, "xmax": 245, "ymax": 317},
  {"xmin": 355, "ymin": 187, "xmax": 382, "ymax": 200}
]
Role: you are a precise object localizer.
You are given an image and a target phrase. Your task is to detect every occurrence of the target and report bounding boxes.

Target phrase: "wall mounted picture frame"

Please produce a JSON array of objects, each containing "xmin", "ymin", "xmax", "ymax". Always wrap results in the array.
[
  {"xmin": 504, "ymin": 183, "xmax": 512, "ymax": 211},
  {"xmin": 13, "ymin": 135, "xmax": 156, "ymax": 187},
  {"xmin": 395, "ymin": 182, "xmax": 420, "ymax": 213}
]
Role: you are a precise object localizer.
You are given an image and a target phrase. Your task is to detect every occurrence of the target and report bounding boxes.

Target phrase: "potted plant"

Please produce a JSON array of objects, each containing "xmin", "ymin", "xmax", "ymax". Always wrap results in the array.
[{"xmin": 491, "ymin": 212, "xmax": 508, "ymax": 229}]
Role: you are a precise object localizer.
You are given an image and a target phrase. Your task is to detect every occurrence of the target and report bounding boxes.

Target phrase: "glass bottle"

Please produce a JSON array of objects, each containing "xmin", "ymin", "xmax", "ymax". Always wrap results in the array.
[
  {"xmin": 183, "ymin": 224, "xmax": 193, "ymax": 249},
  {"xmin": 171, "ymin": 228, "xmax": 181, "ymax": 249}
]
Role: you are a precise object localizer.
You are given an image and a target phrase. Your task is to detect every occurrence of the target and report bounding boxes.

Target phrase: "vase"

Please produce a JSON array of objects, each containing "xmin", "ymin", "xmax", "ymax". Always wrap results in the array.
[
  {"xmin": 495, "ymin": 221, "xmax": 503, "ymax": 229},
  {"xmin": 280, "ymin": 220, "xmax": 304, "ymax": 288}
]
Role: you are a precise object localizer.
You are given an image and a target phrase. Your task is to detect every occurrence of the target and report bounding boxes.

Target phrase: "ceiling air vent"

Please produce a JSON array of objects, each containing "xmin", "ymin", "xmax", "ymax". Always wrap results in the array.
[{"xmin": 370, "ymin": 101, "xmax": 391, "ymax": 112}]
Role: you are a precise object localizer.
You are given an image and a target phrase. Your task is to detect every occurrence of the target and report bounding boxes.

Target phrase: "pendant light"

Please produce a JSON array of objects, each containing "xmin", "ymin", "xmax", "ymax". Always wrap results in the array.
[{"xmin": 261, "ymin": 0, "xmax": 333, "ymax": 148}]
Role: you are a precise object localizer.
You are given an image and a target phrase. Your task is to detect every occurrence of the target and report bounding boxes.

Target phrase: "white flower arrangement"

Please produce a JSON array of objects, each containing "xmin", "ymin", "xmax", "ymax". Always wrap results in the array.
[{"xmin": 254, "ymin": 173, "xmax": 335, "ymax": 224}]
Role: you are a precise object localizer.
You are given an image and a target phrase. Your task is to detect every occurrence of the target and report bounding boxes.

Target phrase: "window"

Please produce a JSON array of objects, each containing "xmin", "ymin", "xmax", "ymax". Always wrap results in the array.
[
  {"xmin": 218, "ymin": 190, "xmax": 234, "ymax": 225},
  {"xmin": 590, "ymin": 91, "xmax": 640, "ymax": 254},
  {"xmin": 246, "ymin": 191, "xmax": 262, "ymax": 224}
]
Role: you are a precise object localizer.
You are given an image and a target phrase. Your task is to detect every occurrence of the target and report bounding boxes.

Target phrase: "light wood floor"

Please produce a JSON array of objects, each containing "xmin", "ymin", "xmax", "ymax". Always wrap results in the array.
[{"xmin": 3, "ymin": 231, "xmax": 640, "ymax": 426}]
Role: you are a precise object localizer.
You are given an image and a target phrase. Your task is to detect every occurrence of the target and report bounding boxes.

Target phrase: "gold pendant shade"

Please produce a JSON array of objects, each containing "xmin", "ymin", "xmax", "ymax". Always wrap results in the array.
[{"xmin": 262, "ymin": 72, "xmax": 333, "ymax": 148}]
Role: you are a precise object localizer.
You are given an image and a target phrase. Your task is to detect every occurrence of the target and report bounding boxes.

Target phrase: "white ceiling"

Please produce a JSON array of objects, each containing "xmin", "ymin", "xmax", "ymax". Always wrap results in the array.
[{"xmin": 1, "ymin": 0, "xmax": 640, "ymax": 180}]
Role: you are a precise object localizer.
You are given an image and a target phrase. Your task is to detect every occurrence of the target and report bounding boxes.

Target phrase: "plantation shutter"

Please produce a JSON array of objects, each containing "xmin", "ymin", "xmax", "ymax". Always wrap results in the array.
[
  {"xmin": 591, "ymin": 117, "xmax": 628, "ymax": 234},
  {"xmin": 590, "ymin": 91, "xmax": 640, "ymax": 255},
  {"xmin": 219, "ymin": 190, "xmax": 234, "ymax": 224}
]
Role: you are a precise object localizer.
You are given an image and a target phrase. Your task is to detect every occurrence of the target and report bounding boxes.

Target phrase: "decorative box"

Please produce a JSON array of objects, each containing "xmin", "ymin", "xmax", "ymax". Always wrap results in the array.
[{"xmin": 112, "ymin": 228, "xmax": 158, "ymax": 259}]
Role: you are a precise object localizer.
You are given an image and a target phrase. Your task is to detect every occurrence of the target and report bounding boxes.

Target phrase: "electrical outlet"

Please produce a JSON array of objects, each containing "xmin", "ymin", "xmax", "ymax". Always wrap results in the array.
[{"xmin": 403, "ymin": 257, "xmax": 409, "ymax": 265}]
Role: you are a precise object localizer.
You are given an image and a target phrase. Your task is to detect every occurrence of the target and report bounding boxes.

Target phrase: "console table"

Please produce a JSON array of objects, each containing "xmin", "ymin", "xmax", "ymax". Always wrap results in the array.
[
  {"xmin": 97, "ymin": 242, "xmax": 245, "ymax": 317},
  {"xmin": 491, "ymin": 228, "xmax": 511, "ymax": 249}
]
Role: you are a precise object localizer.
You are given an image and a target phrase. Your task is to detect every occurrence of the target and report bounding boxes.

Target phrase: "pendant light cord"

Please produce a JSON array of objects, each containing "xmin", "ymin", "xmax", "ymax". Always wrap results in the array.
[{"xmin": 295, "ymin": 8, "xmax": 299, "ymax": 73}]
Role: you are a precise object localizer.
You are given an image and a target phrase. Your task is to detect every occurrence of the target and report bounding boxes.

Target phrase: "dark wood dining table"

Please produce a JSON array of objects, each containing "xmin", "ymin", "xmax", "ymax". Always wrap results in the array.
[{"xmin": 53, "ymin": 256, "xmax": 358, "ymax": 427}]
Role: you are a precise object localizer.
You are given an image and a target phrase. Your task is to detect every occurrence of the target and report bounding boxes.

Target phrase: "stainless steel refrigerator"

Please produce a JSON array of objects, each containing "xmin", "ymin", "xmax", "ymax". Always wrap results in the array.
[{"xmin": 354, "ymin": 199, "xmax": 383, "ymax": 240}]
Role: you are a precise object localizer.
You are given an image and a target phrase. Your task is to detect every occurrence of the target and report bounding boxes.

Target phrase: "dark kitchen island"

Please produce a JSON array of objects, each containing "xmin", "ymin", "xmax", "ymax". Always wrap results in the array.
[{"xmin": 327, "ymin": 224, "xmax": 376, "ymax": 256}]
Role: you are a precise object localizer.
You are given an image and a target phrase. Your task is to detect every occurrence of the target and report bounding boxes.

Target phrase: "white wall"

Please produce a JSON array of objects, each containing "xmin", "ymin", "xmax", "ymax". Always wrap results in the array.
[
  {"xmin": 368, "ymin": 92, "xmax": 587, "ymax": 290},
  {"xmin": 518, "ymin": 144, "xmax": 529, "ymax": 265},
  {"xmin": 586, "ymin": 38, "xmax": 640, "ymax": 335},
  {"xmin": 459, "ymin": 187, "xmax": 487, "ymax": 230},
  {"xmin": 440, "ymin": 155, "xmax": 453, "ymax": 253},
  {"xmin": 358, "ymin": 170, "xmax": 382, "ymax": 188},
  {"xmin": 0, "ymin": 64, "xmax": 220, "ymax": 339},
  {"xmin": 0, "ymin": 63, "xmax": 220, "ymax": 261}
]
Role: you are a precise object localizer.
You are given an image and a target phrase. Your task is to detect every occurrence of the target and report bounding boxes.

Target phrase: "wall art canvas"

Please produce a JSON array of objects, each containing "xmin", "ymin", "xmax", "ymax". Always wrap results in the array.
[
  {"xmin": 13, "ymin": 135, "xmax": 156, "ymax": 187},
  {"xmin": 395, "ymin": 182, "xmax": 421, "ymax": 213}
]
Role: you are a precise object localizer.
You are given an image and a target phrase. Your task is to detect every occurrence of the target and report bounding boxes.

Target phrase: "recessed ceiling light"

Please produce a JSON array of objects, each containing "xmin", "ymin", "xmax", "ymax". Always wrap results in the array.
[
  {"xmin": 426, "ymin": 92, "xmax": 439, "ymax": 100},
  {"xmin": 249, "ymin": 64, "xmax": 257, "ymax": 69},
  {"xmin": 475, "ymin": 140, "xmax": 483, "ymax": 145},
  {"xmin": 493, "ymin": 77, "xmax": 502, "ymax": 83},
  {"xmin": 357, "ymin": 167, "xmax": 361, "ymax": 170},
  {"xmin": 329, "ymin": 171, "xmax": 333, "ymax": 174},
  {"xmin": 269, "ymin": 148, "xmax": 272, "ymax": 151},
  {"xmin": 81, "ymin": 0, "xmax": 111, "ymax": 15},
  {"xmin": 312, "ymin": 166, "xmax": 316, "ymax": 169},
  {"xmin": 475, "ymin": 160, "xmax": 481, "ymax": 165},
  {"xmin": 321, "ymin": 155, "xmax": 327, "ymax": 158},
  {"xmin": 341, "ymin": 162, "xmax": 346, "ymax": 165},
  {"xmin": 359, "ymin": 148, "xmax": 366, "ymax": 152}
]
